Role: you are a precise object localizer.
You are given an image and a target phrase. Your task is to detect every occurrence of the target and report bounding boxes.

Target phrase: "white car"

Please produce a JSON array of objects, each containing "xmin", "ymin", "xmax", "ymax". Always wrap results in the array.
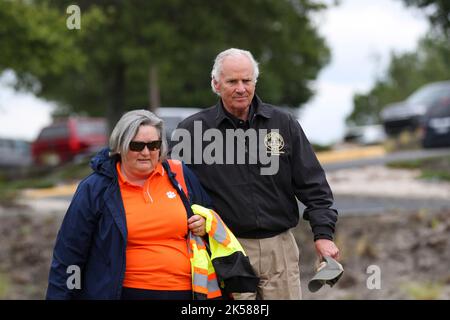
[
  {"xmin": 0, "ymin": 138, "xmax": 32, "ymax": 168},
  {"xmin": 155, "ymin": 107, "xmax": 202, "ymax": 141},
  {"xmin": 344, "ymin": 125, "xmax": 386, "ymax": 145}
]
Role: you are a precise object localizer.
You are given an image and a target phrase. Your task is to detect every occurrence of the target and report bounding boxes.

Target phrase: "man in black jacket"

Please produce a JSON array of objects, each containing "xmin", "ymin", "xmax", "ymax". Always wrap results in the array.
[{"xmin": 171, "ymin": 48, "xmax": 340, "ymax": 299}]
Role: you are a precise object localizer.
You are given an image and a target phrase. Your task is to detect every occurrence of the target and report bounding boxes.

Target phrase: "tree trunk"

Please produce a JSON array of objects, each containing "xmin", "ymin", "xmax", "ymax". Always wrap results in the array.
[
  {"xmin": 107, "ymin": 63, "xmax": 126, "ymax": 135},
  {"xmin": 149, "ymin": 65, "xmax": 160, "ymax": 112}
]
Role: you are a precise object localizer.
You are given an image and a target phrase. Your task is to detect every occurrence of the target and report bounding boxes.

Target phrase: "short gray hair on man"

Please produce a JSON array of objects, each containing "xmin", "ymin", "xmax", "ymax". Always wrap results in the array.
[
  {"xmin": 210, "ymin": 48, "xmax": 259, "ymax": 96},
  {"xmin": 109, "ymin": 109, "xmax": 167, "ymax": 161}
]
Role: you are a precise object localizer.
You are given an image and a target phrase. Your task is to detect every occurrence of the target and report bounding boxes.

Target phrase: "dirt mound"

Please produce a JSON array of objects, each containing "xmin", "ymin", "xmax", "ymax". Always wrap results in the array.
[
  {"xmin": 0, "ymin": 211, "xmax": 62, "ymax": 299},
  {"xmin": 295, "ymin": 209, "xmax": 450, "ymax": 299}
]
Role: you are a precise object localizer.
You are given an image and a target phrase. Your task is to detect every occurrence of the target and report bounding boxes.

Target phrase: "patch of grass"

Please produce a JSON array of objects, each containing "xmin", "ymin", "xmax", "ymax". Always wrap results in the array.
[
  {"xmin": 10, "ymin": 178, "xmax": 58, "ymax": 190},
  {"xmin": 420, "ymin": 169, "xmax": 450, "ymax": 182},
  {"xmin": 387, "ymin": 155, "xmax": 450, "ymax": 182},
  {"xmin": 0, "ymin": 157, "xmax": 92, "ymax": 204},
  {"xmin": 402, "ymin": 281, "xmax": 444, "ymax": 300},
  {"xmin": 58, "ymin": 161, "xmax": 93, "ymax": 181},
  {"xmin": 0, "ymin": 187, "xmax": 19, "ymax": 205},
  {"xmin": 0, "ymin": 273, "xmax": 11, "ymax": 299},
  {"xmin": 430, "ymin": 217, "xmax": 442, "ymax": 229},
  {"xmin": 312, "ymin": 143, "xmax": 332, "ymax": 152},
  {"xmin": 0, "ymin": 176, "xmax": 57, "ymax": 204},
  {"xmin": 387, "ymin": 159, "xmax": 423, "ymax": 170}
]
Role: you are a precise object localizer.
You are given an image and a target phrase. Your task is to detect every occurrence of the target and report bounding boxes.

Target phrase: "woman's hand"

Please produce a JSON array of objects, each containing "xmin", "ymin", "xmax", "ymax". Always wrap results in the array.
[{"xmin": 188, "ymin": 215, "xmax": 206, "ymax": 237}]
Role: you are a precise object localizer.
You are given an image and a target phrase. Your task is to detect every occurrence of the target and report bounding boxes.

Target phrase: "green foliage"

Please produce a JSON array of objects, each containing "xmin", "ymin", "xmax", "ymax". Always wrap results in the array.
[
  {"xmin": 402, "ymin": 281, "xmax": 444, "ymax": 300},
  {"xmin": 352, "ymin": 0, "xmax": 450, "ymax": 126},
  {"xmin": 0, "ymin": 273, "xmax": 10, "ymax": 299},
  {"xmin": 420, "ymin": 169, "xmax": 450, "ymax": 182},
  {"xmin": 387, "ymin": 159, "xmax": 423, "ymax": 170},
  {"xmin": 0, "ymin": 156, "xmax": 92, "ymax": 205},
  {"xmin": 311, "ymin": 143, "xmax": 332, "ymax": 152},
  {"xmin": 387, "ymin": 155, "xmax": 450, "ymax": 182},
  {"xmin": 0, "ymin": 0, "xmax": 85, "ymax": 89},
  {"xmin": 400, "ymin": 0, "xmax": 450, "ymax": 35},
  {"xmin": 347, "ymin": 31, "xmax": 450, "ymax": 126},
  {"xmin": 0, "ymin": 0, "xmax": 331, "ymax": 130}
]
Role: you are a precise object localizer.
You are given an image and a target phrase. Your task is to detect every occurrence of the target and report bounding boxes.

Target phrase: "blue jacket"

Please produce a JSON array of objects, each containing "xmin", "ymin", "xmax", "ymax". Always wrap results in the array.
[{"xmin": 46, "ymin": 148, "xmax": 212, "ymax": 299}]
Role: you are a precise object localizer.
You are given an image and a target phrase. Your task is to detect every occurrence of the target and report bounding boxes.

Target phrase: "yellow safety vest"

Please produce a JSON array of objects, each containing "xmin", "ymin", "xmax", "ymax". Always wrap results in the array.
[{"xmin": 189, "ymin": 204, "xmax": 259, "ymax": 299}]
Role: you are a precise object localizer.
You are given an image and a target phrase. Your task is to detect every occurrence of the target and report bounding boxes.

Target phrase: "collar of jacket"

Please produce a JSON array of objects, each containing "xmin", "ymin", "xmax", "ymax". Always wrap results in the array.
[
  {"xmin": 90, "ymin": 147, "xmax": 119, "ymax": 179},
  {"xmin": 214, "ymin": 94, "xmax": 273, "ymax": 127}
]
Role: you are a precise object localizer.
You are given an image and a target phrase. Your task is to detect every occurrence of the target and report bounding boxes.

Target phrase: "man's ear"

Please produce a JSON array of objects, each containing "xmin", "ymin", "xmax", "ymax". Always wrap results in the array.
[{"xmin": 212, "ymin": 79, "xmax": 220, "ymax": 92}]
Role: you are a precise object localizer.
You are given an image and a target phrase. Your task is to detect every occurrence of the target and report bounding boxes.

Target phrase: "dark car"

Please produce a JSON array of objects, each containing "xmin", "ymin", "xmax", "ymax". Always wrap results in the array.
[
  {"xmin": 421, "ymin": 97, "xmax": 450, "ymax": 148},
  {"xmin": 380, "ymin": 81, "xmax": 450, "ymax": 136},
  {"xmin": 31, "ymin": 117, "xmax": 108, "ymax": 166}
]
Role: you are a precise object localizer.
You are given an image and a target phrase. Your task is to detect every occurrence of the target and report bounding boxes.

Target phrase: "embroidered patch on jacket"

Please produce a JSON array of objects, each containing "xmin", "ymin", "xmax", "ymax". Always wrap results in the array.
[{"xmin": 264, "ymin": 131, "xmax": 285, "ymax": 155}]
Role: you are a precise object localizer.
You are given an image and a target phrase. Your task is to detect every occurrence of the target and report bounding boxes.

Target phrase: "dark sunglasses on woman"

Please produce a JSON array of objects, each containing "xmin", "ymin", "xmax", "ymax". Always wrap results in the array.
[{"xmin": 129, "ymin": 140, "xmax": 162, "ymax": 152}]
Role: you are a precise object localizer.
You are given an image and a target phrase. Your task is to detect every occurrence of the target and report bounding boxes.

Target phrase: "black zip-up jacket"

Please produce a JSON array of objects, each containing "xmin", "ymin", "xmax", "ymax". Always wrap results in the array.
[{"xmin": 172, "ymin": 95, "xmax": 338, "ymax": 240}]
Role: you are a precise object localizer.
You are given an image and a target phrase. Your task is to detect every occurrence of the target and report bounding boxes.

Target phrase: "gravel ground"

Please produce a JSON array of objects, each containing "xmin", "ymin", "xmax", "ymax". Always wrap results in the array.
[
  {"xmin": 326, "ymin": 165, "xmax": 450, "ymax": 199},
  {"xmin": 295, "ymin": 209, "xmax": 450, "ymax": 300},
  {"xmin": 297, "ymin": 165, "xmax": 450, "ymax": 299}
]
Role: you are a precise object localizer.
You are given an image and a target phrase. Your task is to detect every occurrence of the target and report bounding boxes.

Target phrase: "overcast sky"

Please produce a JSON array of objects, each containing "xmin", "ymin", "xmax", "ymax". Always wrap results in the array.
[
  {"xmin": 0, "ymin": 0, "xmax": 429, "ymax": 143},
  {"xmin": 299, "ymin": 0, "xmax": 428, "ymax": 144}
]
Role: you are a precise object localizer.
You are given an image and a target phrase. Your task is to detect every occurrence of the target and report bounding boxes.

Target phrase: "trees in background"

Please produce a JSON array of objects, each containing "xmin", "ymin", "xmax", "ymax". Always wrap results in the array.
[
  {"xmin": 347, "ymin": 32, "xmax": 450, "ymax": 126},
  {"xmin": 400, "ymin": 0, "xmax": 450, "ymax": 35},
  {"xmin": 347, "ymin": 0, "xmax": 450, "ymax": 126},
  {"xmin": 0, "ymin": 0, "xmax": 331, "ymax": 131},
  {"xmin": 0, "ymin": 1, "xmax": 84, "ymax": 94}
]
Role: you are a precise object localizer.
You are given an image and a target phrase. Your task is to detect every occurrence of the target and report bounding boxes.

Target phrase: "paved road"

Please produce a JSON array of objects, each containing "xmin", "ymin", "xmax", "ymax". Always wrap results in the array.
[
  {"xmin": 298, "ymin": 195, "xmax": 450, "ymax": 216},
  {"xmin": 318, "ymin": 147, "xmax": 450, "ymax": 215},
  {"xmin": 323, "ymin": 147, "xmax": 450, "ymax": 171}
]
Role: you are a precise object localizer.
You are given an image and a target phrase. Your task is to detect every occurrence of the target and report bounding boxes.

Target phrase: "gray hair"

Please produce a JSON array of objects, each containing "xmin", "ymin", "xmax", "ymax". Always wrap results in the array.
[
  {"xmin": 210, "ymin": 48, "xmax": 259, "ymax": 95},
  {"xmin": 109, "ymin": 109, "xmax": 167, "ymax": 161}
]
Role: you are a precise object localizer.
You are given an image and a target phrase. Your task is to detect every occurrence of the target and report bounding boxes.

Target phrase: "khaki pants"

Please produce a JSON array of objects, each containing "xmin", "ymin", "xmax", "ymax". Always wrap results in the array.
[{"xmin": 233, "ymin": 229, "xmax": 302, "ymax": 300}]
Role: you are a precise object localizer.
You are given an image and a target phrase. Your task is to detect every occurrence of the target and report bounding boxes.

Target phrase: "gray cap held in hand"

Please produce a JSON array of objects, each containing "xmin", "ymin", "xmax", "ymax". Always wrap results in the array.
[{"xmin": 308, "ymin": 256, "xmax": 344, "ymax": 293}]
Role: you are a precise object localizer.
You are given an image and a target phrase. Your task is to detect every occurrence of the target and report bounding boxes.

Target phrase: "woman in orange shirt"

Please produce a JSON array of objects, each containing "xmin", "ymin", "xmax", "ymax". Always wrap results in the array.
[{"xmin": 47, "ymin": 109, "xmax": 211, "ymax": 300}]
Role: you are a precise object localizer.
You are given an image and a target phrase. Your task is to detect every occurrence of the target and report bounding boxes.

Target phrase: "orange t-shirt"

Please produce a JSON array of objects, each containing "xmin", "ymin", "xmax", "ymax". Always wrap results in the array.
[{"xmin": 117, "ymin": 162, "xmax": 191, "ymax": 291}]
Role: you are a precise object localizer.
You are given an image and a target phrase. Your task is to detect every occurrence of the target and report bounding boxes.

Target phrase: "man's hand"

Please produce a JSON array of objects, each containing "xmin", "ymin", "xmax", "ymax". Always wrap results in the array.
[{"xmin": 315, "ymin": 239, "xmax": 340, "ymax": 260}]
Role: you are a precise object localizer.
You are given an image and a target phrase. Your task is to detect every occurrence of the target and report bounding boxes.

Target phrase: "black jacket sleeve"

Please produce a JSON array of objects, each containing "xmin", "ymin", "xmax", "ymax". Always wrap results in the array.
[
  {"xmin": 183, "ymin": 162, "xmax": 214, "ymax": 209},
  {"xmin": 289, "ymin": 115, "xmax": 338, "ymax": 241}
]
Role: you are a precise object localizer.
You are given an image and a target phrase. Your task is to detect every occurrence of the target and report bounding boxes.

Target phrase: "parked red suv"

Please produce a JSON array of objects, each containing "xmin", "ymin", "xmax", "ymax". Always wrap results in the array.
[{"xmin": 31, "ymin": 117, "xmax": 108, "ymax": 166}]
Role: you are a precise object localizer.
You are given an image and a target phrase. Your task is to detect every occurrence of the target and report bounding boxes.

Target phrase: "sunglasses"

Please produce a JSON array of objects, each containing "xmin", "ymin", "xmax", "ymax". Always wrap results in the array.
[{"xmin": 129, "ymin": 140, "xmax": 162, "ymax": 152}]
